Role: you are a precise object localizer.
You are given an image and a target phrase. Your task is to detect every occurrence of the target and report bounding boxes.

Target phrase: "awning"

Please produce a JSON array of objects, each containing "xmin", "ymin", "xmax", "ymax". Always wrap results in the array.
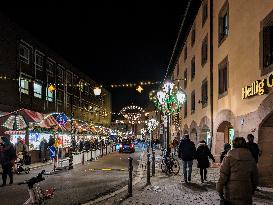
[{"xmin": 0, "ymin": 109, "xmax": 59, "ymax": 133}]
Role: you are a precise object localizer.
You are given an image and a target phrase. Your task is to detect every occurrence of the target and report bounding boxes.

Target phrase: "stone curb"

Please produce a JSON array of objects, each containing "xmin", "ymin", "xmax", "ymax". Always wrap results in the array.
[{"xmin": 82, "ymin": 151, "xmax": 146, "ymax": 205}]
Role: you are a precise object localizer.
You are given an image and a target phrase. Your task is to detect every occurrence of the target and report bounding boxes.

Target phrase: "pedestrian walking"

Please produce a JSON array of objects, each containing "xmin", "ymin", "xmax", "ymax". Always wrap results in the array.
[
  {"xmin": 220, "ymin": 143, "xmax": 231, "ymax": 163},
  {"xmin": 48, "ymin": 144, "xmax": 57, "ymax": 171},
  {"xmin": 172, "ymin": 133, "xmax": 179, "ymax": 155},
  {"xmin": 178, "ymin": 134, "xmax": 196, "ymax": 183},
  {"xmin": 0, "ymin": 136, "xmax": 16, "ymax": 186},
  {"xmin": 195, "ymin": 140, "xmax": 215, "ymax": 183},
  {"xmin": 246, "ymin": 134, "xmax": 261, "ymax": 163},
  {"xmin": 217, "ymin": 137, "xmax": 258, "ymax": 205},
  {"xmin": 39, "ymin": 138, "xmax": 48, "ymax": 163},
  {"xmin": 79, "ymin": 138, "xmax": 84, "ymax": 152},
  {"xmin": 48, "ymin": 135, "xmax": 55, "ymax": 147}
]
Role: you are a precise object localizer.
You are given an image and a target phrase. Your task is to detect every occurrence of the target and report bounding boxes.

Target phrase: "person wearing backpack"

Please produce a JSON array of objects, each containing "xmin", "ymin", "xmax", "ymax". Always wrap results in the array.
[{"xmin": 195, "ymin": 140, "xmax": 215, "ymax": 183}]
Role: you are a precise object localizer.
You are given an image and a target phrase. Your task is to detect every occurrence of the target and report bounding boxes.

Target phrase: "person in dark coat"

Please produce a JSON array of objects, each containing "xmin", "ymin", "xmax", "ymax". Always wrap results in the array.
[
  {"xmin": 0, "ymin": 136, "xmax": 16, "ymax": 186},
  {"xmin": 79, "ymin": 138, "xmax": 84, "ymax": 152},
  {"xmin": 48, "ymin": 135, "xmax": 55, "ymax": 147},
  {"xmin": 220, "ymin": 143, "xmax": 231, "ymax": 163},
  {"xmin": 84, "ymin": 140, "xmax": 91, "ymax": 151},
  {"xmin": 196, "ymin": 140, "xmax": 215, "ymax": 183},
  {"xmin": 246, "ymin": 134, "xmax": 260, "ymax": 163},
  {"xmin": 39, "ymin": 138, "xmax": 48, "ymax": 163},
  {"xmin": 178, "ymin": 134, "xmax": 196, "ymax": 183}
]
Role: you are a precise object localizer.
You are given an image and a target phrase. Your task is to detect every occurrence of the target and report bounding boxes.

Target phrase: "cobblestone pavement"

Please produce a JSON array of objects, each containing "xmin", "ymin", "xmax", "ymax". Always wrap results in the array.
[{"xmin": 117, "ymin": 153, "xmax": 273, "ymax": 205}]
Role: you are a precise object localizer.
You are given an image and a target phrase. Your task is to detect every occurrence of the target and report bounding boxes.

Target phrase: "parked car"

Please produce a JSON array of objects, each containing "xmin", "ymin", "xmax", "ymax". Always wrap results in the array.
[{"xmin": 119, "ymin": 140, "xmax": 135, "ymax": 153}]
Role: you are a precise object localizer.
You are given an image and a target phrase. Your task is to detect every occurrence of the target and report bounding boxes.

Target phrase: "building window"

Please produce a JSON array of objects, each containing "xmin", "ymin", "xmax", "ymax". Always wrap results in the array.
[
  {"xmin": 47, "ymin": 60, "xmax": 54, "ymax": 75},
  {"xmin": 33, "ymin": 81, "xmax": 42, "ymax": 98},
  {"xmin": 201, "ymin": 35, "xmax": 208, "ymax": 66},
  {"xmin": 19, "ymin": 44, "xmax": 30, "ymax": 64},
  {"xmin": 19, "ymin": 78, "xmax": 29, "ymax": 94},
  {"xmin": 191, "ymin": 57, "xmax": 195, "ymax": 80},
  {"xmin": 176, "ymin": 64, "xmax": 180, "ymax": 77},
  {"xmin": 202, "ymin": 0, "xmax": 208, "ymax": 26},
  {"xmin": 184, "ymin": 96, "xmax": 187, "ymax": 118},
  {"xmin": 46, "ymin": 87, "xmax": 54, "ymax": 102},
  {"xmin": 218, "ymin": 57, "xmax": 228, "ymax": 97},
  {"xmin": 191, "ymin": 90, "xmax": 195, "ymax": 114},
  {"xmin": 184, "ymin": 69, "xmax": 187, "ymax": 89},
  {"xmin": 57, "ymin": 91, "xmax": 63, "ymax": 103},
  {"xmin": 201, "ymin": 79, "xmax": 208, "ymax": 108},
  {"xmin": 261, "ymin": 10, "xmax": 273, "ymax": 74},
  {"xmin": 57, "ymin": 66, "xmax": 64, "ymax": 84},
  {"xmin": 35, "ymin": 51, "xmax": 43, "ymax": 71},
  {"xmin": 191, "ymin": 24, "xmax": 196, "ymax": 47},
  {"xmin": 184, "ymin": 45, "xmax": 187, "ymax": 61},
  {"xmin": 218, "ymin": 1, "xmax": 229, "ymax": 44}
]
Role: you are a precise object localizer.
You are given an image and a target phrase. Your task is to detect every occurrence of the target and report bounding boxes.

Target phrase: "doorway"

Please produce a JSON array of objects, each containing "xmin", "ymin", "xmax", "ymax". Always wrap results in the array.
[{"xmin": 258, "ymin": 112, "xmax": 273, "ymax": 187}]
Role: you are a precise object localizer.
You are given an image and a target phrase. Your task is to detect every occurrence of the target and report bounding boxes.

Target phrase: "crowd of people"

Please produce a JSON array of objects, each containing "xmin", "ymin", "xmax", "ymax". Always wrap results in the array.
[{"xmin": 177, "ymin": 133, "xmax": 260, "ymax": 204}]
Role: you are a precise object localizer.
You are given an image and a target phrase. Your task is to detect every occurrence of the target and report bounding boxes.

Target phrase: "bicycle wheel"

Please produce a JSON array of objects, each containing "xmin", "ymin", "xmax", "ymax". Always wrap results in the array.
[{"xmin": 172, "ymin": 158, "xmax": 180, "ymax": 175}]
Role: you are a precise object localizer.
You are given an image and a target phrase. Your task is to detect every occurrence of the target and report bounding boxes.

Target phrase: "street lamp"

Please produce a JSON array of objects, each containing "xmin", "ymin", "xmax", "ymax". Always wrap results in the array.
[
  {"xmin": 146, "ymin": 118, "xmax": 159, "ymax": 152},
  {"xmin": 149, "ymin": 81, "xmax": 186, "ymax": 155},
  {"xmin": 93, "ymin": 87, "xmax": 102, "ymax": 96}
]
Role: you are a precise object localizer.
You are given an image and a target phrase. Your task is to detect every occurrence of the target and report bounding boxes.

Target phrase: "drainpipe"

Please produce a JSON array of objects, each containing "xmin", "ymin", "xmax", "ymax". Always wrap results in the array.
[{"xmin": 209, "ymin": 0, "xmax": 214, "ymax": 151}]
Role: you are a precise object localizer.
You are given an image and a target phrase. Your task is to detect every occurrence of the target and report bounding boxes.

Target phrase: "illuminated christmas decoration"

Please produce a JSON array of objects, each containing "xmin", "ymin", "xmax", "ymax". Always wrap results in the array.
[
  {"xmin": 2, "ymin": 114, "xmax": 27, "ymax": 130},
  {"xmin": 149, "ymin": 81, "xmax": 186, "ymax": 115},
  {"xmin": 141, "ymin": 128, "xmax": 147, "ymax": 136},
  {"xmin": 48, "ymin": 84, "xmax": 56, "ymax": 92},
  {"xmin": 120, "ymin": 105, "xmax": 145, "ymax": 127},
  {"xmin": 93, "ymin": 87, "xmax": 102, "ymax": 96},
  {"xmin": 136, "ymin": 85, "xmax": 144, "ymax": 93},
  {"xmin": 146, "ymin": 119, "xmax": 159, "ymax": 133}
]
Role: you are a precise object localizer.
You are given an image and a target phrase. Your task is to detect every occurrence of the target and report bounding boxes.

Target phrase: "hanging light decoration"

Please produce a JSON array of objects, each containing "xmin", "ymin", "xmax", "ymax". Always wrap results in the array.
[
  {"xmin": 48, "ymin": 84, "xmax": 56, "ymax": 92},
  {"xmin": 93, "ymin": 87, "xmax": 102, "ymax": 96},
  {"xmin": 146, "ymin": 118, "xmax": 159, "ymax": 133},
  {"xmin": 149, "ymin": 81, "xmax": 186, "ymax": 115}
]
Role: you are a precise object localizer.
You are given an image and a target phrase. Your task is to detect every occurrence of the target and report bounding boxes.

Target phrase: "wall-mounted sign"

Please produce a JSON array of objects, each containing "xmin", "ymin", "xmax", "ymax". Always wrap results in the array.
[{"xmin": 242, "ymin": 72, "xmax": 273, "ymax": 99}]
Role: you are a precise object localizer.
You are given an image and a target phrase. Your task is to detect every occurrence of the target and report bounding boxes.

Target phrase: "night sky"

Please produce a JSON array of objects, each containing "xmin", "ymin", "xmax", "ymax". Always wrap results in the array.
[{"xmin": 2, "ymin": 3, "xmax": 190, "ymax": 113}]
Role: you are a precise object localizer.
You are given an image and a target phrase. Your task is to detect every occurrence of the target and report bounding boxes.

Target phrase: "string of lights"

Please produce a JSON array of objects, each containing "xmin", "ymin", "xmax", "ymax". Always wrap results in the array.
[{"xmin": 0, "ymin": 75, "xmax": 162, "ymax": 89}]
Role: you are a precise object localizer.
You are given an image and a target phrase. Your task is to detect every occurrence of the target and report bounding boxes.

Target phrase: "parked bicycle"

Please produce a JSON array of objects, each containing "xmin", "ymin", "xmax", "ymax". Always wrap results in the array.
[
  {"xmin": 160, "ymin": 149, "xmax": 180, "ymax": 176},
  {"xmin": 18, "ymin": 170, "xmax": 55, "ymax": 205}
]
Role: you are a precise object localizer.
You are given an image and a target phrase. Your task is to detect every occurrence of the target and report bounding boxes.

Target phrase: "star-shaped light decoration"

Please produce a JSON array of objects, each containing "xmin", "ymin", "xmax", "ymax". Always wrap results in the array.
[
  {"xmin": 48, "ymin": 84, "xmax": 56, "ymax": 92},
  {"xmin": 136, "ymin": 85, "xmax": 144, "ymax": 93}
]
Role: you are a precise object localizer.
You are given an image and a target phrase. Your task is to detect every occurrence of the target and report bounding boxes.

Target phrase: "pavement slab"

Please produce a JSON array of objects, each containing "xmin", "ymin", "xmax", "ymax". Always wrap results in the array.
[{"xmin": 99, "ymin": 151, "xmax": 273, "ymax": 205}]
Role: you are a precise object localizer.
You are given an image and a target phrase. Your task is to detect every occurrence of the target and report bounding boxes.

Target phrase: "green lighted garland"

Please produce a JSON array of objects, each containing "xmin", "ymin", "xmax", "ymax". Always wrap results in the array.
[{"xmin": 149, "ymin": 82, "xmax": 186, "ymax": 116}]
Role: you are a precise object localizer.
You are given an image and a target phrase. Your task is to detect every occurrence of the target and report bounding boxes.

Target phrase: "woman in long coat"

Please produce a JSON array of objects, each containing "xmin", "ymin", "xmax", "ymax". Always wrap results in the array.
[
  {"xmin": 195, "ymin": 140, "xmax": 215, "ymax": 183},
  {"xmin": 217, "ymin": 137, "xmax": 258, "ymax": 205}
]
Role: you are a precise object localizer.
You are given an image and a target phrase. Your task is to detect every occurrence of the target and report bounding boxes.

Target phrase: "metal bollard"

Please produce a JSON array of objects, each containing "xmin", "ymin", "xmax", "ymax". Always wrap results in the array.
[
  {"xmin": 90, "ymin": 149, "xmax": 93, "ymax": 161},
  {"xmin": 68, "ymin": 151, "xmax": 73, "ymax": 169},
  {"xmin": 106, "ymin": 145, "xmax": 108, "ymax": 155},
  {"xmin": 128, "ymin": 157, "xmax": 133, "ymax": 197},
  {"xmin": 112, "ymin": 144, "xmax": 114, "ymax": 152},
  {"xmin": 101, "ymin": 144, "xmax": 104, "ymax": 157},
  {"xmin": 152, "ymin": 151, "xmax": 155, "ymax": 177},
  {"xmin": 147, "ymin": 153, "xmax": 151, "ymax": 185},
  {"xmin": 82, "ymin": 151, "xmax": 85, "ymax": 165}
]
